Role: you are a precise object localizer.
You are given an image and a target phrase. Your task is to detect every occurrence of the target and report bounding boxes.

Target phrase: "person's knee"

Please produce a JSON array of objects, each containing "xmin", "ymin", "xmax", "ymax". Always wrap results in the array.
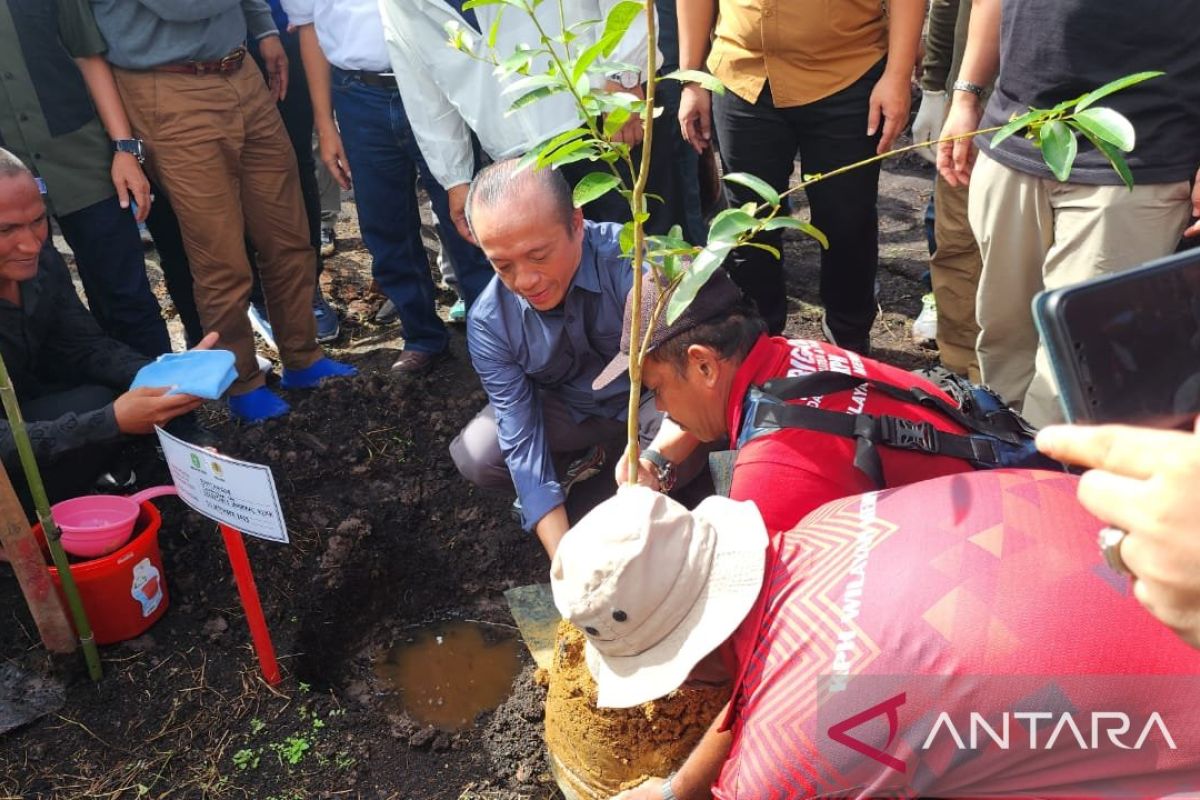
[{"xmin": 448, "ymin": 431, "xmax": 508, "ymax": 489}]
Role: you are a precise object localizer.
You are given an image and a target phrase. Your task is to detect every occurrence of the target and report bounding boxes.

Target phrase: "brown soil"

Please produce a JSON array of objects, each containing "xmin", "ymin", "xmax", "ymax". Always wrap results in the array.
[
  {"xmin": 0, "ymin": 156, "xmax": 939, "ymax": 799},
  {"xmin": 544, "ymin": 623, "xmax": 729, "ymax": 800}
]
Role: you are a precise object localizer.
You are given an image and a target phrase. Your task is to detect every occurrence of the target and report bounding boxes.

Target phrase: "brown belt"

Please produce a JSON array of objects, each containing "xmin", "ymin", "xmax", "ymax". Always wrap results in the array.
[{"xmin": 156, "ymin": 47, "xmax": 246, "ymax": 76}]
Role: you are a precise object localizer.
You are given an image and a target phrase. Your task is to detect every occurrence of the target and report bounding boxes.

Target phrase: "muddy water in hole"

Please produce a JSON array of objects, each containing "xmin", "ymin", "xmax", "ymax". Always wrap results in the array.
[{"xmin": 373, "ymin": 621, "xmax": 522, "ymax": 731}]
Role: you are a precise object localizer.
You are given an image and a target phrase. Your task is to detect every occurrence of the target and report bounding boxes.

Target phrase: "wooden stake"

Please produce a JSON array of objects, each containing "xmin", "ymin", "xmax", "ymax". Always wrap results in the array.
[{"xmin": 0, "ymin": 462, "xmax": 74, "ymax": 653}]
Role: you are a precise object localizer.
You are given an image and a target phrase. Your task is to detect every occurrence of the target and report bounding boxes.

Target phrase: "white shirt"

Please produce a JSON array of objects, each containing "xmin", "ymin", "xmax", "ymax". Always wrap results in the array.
[
  {"xmin": 378, "ymin": 0, "xmax": 657, "ymax": 190},
  {"xmin": 282, "ymin": 0, "xmax": 392, "ymax": 72}
]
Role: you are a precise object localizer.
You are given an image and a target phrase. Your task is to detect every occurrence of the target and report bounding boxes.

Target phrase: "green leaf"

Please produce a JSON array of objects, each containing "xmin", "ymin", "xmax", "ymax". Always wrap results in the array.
[
  {"xmin": 666, "ymin": 242, "xmax": 735, "ymax": 323},
  {"xmin": 486, "ymin": 5, "xmax": 505, "ymax": 49},
  {"xmin": 707, "ymin": 208, "xmax": 758, "ymax": 243},
  {"xmin": 507, "ymin": 85, "xmax": 564, "ymax": 114},
  {"xmin": 1039, "ymin": 120, "xmax": 1078, "ymax": 182},
  {"xmin": 762, "ymin": 216, "xmax": 829, "ymax": 248},
  {"xmin": 722, "ymin": 172, "xmax": 780, "ymax": 206},
  {"xmin": 534, "ymin": 126, "xmax": 590, "ymax": 156},
  {"xmin": 661, "ymin": 254, "xmax": 682, "ymax": 282},
  {"xmin": 502, "ymin": 73, "xmax": 560, "ymax": 98},
  {"xmin": 1075, "ymin": 71, "xmax": 1164, "ymax": 112},
  {"xmin": 1076, "ymin": 128, "xmax": 1135, "ymax": 190},
  {"xmin": 599, "ymin": 1, "xmax": 643, "ymax": 57},
  {"xmin": 660, "ymin": 69, "xmax": 726, "ymax": 95},
  {"xmin": 571, "ymin": 38, "xmax": 609, "ymax": 86},
  {"xmin": 1071, "ymin": 106, "xmax": 1136, "ymax": 152},
  {"xmin": 990, "ymin": 109, "xmax": 1041, "ymax": 149},
  {"xmin": 744, "ymin": 241, "xmax": 781, "ymax": 259},
  {"xmin": 572, "ymin": 172, "xmax": 621, "ymax": 207},
  {"xmin": 495, "ymin": 47, "xmax": 535, "ymax": 78},
  {"xmin": 619, "ymin": 221, "xmax": 635, "ymax": 254},
  {"xmin": 538, "ymin": 137, "xmax": 598, "ymax": 168}
]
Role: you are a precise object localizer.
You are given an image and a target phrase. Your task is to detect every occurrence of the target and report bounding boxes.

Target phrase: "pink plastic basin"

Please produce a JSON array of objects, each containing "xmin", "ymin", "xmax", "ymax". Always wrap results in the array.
[{"xmin": 54, "ymin": 485, "xmax": 177, "ymax": 559}]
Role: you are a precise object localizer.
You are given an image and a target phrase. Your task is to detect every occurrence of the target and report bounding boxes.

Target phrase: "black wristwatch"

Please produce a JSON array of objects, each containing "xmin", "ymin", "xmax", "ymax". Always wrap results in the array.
[
  {"xmin": 113, "ymin": 138, "xmax": 146, "ymax": 164},
  {"xmin": 641, "ymin": 448, "xmax": 677, "ymax": 493}
]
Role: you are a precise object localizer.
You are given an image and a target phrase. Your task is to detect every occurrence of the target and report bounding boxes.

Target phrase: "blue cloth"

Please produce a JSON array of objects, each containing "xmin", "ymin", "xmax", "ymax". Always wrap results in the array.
[
  {"xmin": 131, "ymin": 350, "xmax": 238, "ymax": 399},
  {"xmin": 466, "ymin": 222, "xmax": 635, "ymax": 530},
  {"xmin": 330, "ymin": 69, "xmax": 493, "ymax": 353}
]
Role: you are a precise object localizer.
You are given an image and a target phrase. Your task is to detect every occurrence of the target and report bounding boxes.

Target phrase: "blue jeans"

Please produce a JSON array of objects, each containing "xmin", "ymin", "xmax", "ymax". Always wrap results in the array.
[
  {"xmin": 331, "ymin": 70, "xmax": 492, "ymax": 352},
  {"xmin": 56, "ymin": 195, "xmax": 172, "ymax": 357}
]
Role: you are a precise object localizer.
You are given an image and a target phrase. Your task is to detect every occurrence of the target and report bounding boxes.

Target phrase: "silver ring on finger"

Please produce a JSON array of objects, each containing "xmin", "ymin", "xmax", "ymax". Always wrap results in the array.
[{"xmin": 1098, "ymin": 526, "xmax": 1133, "ymax": 577}]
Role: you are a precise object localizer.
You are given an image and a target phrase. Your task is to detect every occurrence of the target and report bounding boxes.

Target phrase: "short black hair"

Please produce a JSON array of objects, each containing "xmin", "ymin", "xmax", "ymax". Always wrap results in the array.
[
  {"xmin": 465, "ymin": 158, "xmax": 574, "ymax": 238},
  {"xmin": 645, "ymin": 300, "xmax": 767, "ymax": 374}
]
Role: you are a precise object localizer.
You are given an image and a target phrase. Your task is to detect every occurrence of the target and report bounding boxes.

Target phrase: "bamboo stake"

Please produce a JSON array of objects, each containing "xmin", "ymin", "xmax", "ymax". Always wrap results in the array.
[
  {"xmin": 0, "ymin": 461, "xmax": 74, "ymax": 653},
  {"xmin": 0, "ymin": 353, "xmax": 102, "ymax": 680}
]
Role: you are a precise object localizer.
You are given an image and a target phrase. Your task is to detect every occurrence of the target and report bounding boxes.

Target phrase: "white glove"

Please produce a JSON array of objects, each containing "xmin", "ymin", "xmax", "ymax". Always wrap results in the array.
[{"xmin": 911, "ymin": 89, "xmax": 948, "ymax": 164}]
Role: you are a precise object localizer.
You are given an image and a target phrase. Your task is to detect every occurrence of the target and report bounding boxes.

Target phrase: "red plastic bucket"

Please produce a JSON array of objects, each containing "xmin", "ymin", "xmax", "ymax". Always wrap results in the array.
[{"xmin": 35, "ymin": 502, "xmax": 168, "ymax": 645}]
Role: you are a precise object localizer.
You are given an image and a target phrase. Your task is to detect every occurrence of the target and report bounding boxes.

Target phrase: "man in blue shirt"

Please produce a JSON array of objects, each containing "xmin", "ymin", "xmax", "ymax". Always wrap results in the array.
[{"xmin": 450, "ymin": 159, "xmax": 667, "ymax": 557}]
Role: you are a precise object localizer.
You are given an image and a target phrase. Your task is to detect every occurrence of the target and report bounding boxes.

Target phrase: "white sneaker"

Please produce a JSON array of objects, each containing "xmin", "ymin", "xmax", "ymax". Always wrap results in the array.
[
  {"xmin": 256, "ymin": 354, "xmax": 274, "ymax": 375},
  {"xmin": 912, "ymin": 292, "xmax": 938, "ymax": 345}
]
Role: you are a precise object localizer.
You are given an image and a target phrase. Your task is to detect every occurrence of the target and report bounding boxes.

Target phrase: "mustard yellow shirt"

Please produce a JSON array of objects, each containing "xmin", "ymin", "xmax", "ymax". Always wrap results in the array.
[{"xmin": 708, "ymin": 0, "xmax": 888, "ymax": 107}]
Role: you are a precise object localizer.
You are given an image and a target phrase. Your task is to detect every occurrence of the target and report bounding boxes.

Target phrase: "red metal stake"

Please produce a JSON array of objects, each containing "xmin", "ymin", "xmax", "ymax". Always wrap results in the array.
[{"xmin": 219, "ymin": 524, "xmax": 281, "ymax": 685}]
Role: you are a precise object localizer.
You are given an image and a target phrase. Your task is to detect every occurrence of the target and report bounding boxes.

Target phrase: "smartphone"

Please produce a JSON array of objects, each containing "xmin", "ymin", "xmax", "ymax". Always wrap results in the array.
[{"xmin": 1033, "ymin": 248, "xmax": 1200, "ymax": 428}]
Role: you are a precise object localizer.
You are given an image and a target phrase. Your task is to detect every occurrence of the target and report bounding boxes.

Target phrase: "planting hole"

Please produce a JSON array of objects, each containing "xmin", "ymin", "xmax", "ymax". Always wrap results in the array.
[{"xmin": 373, "ymin": 621, "xmax": 521, "ymax": 731}]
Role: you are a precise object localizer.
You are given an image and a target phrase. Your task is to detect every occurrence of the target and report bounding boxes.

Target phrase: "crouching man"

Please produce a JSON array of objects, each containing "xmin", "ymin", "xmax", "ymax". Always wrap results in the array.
[
  {"xmin": 0, "ymin": 151, "xmax": 208, "ymax": 510},
  {"xmin": 596, "ymin": 269, "xmax": 983, "ymax": 532},
  {"xmin": 450, "ymin": 160, "xmax": 703, "ymax": 558},
  {"xmin": 552, "ymin": 478, "xmax": 1200, "ymax": 799}
]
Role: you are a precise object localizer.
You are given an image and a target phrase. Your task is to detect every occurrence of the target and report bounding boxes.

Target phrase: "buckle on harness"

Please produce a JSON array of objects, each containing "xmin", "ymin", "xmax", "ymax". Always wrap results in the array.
[{"xmin": 881, "ymin": 417, "xmax": 938, "ymax": 453}]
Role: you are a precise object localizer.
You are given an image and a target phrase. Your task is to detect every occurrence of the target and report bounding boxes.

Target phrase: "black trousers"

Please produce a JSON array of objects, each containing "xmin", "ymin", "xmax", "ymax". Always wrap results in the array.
[
  {"xmin": 10, "ymin": 384, "xmax": 121, "ymax": 514},
  {"xmin": 713, "ymin": 61, "xmax": 884, "ymax": 348}
]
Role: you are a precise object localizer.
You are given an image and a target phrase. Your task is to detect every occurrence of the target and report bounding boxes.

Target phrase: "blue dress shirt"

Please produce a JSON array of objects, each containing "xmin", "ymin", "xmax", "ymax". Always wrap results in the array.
[{"xmin": 466, "ymin": 222, "xmax": 635, "ymax": 530}]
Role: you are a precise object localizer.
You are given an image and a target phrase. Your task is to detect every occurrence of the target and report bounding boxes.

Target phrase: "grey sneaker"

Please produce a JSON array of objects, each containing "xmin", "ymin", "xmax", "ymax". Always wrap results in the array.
[
  {"xmin": 510, "ymin": 445, "xmax": 606, "ymax": 523},
  {"xmin": 313, "ymin": 289, "xmax": 341, "ymax": 343},
  {"xmin": 319, "ymin": 226, "xmax": 336, "ymax": 257}
]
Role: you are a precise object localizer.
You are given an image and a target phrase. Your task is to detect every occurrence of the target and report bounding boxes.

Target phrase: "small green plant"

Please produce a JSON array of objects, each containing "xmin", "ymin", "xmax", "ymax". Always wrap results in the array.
[
  {"xmin": 249, "ymin": 717, "xmax": 266, "ymax": 735},
  {"xmin": 232, "ymin": 748, "xmax": 261, "ymax": 771},
  {"xmin": 271, "ymin": 735, "xmax": 311, "ymax": 766}
]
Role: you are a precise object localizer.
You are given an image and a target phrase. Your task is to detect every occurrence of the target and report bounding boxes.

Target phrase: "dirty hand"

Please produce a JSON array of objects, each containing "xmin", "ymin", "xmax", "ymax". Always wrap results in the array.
[
  {"xmin": 1036, "ymin": 421, "xmax": 1200, "ymax": 649},
  {"xmin": 112, "ymin": 152, "xmax": 151, "ymax": 222},
  {"xmin": 910, "ymin": 89, "xmax": 948, "ymax": 164},
  {"xmin": 114, "ymin": 387, "xmax": 205, "ymax": 435},
  {"xmin": 867, "ymin": 70, "xmax": 911, "ymax": 154},
  {"xmin": 678, "ymin": 83, "xmax": 712, "ymax": 154},
  {"xmin": 317, "ymin": 125, "xmax": 352, "ymax": 190},
  {"xmin": 937, "ymin": 94, "xmax": 983, "ymax": 187},
  {"xmin": 611, "ymin": 777, "xmax": 666, "ymax": 800},
  {"xmin": 604, "ymin": 81, "xmax": 646, "ymax": 147},
  {"xmin": 257, "ymin": 34, "xmax": 289, "ymax": 102},
  {"xmin": 447, "ymin": 183, "xmax": 476, "ymax": 244},
  {"xmin": 1185, "ymin": 165, "xmax": 1200, "ymax": 238},
  {"xmin": 614, "ymin": 450, "xmax": 660, "ymax": 492}
]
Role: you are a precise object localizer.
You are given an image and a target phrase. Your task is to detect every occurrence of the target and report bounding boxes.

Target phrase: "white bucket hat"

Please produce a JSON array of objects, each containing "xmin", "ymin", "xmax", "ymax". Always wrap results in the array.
[{"xmin": 550, "ymin": 485, "xmax": 768, "ymax": 708}]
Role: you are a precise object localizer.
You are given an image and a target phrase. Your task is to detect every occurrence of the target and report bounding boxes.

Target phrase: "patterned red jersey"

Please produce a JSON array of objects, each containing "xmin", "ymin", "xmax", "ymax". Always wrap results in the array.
[{"xmin": 715, "ymin": 470, "xmax": 1200, "ymax": 798}]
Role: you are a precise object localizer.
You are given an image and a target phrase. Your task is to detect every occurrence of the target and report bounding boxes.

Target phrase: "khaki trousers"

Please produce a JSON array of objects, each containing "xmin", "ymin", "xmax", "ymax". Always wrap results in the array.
[
  {"xmin": 931, "ymin": 175, "xmax": 983, "ymax": 382},
  {"xmin": 968, "ymin": 152, "xmax": 1190, "ymax": 427},
  {"xmin": 113, "ymin": 64, "xmax": 321, "ymax": 394}
]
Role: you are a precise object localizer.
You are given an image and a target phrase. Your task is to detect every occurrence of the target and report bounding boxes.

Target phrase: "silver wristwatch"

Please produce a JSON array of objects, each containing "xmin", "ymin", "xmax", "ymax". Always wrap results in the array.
[
  {"xmin": 112, "ymin": 138, "xmax": 146, "ymax": 164},
  {"xmin": 952, "ymin": 79, "xmax": 985, "ymax": 98},
  {"xmin": 611, "ymin": 69, "xmax": 642, "ymax": 90},
  {"xmin": 641, "ymin": 449, "xmax": 677, "ymax": 493}
]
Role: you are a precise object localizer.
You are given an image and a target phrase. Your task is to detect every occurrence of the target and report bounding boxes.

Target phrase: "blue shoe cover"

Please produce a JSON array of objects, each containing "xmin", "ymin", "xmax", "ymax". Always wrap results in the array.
[
  {"xmin": 228, "ymin": 387, "xmax": 291, "ymax": 423},
  {"xmin": 280, "ymin": 357, "xmax": 358, "ymax": 390}
]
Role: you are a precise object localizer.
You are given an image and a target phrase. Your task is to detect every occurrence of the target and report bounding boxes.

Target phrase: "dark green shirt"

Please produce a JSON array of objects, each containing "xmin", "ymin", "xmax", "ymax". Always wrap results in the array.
[{"xmin": 0, "ymin": 0, "xmax": 115, "ymax": 217}]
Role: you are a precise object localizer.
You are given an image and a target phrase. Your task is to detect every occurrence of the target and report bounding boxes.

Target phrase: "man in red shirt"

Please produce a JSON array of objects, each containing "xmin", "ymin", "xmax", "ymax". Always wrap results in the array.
[
  {"xmin": 552, "ymin": 477, "xmax": 1200, "ymax": 800},
  {"xmin": 593, "ymin": 270, "xmax": 977, "ymax": 532}
]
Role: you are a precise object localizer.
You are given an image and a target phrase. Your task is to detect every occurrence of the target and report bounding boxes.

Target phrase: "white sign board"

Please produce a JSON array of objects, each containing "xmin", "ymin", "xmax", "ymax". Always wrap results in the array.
[{"xmin": 155, "ymin": 426, "xmax": 289, "ymax": 544}]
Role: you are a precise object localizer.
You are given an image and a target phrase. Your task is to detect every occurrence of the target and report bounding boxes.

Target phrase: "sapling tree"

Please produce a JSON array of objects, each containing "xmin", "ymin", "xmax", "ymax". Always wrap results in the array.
[{"xmin": 450, "ymin": 0, "xmax": 1156, "ymax": 484}]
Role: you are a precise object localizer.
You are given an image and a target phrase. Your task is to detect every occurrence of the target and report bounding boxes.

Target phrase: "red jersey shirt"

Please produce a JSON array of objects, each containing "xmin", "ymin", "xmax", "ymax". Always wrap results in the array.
[
  {"xmin": 714, "ymin": 470, "xmax": 1200, "ymax": 799},
  {"xmin": 727, "ymin": 336, "xmax": 975, "ymax": 532}
]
